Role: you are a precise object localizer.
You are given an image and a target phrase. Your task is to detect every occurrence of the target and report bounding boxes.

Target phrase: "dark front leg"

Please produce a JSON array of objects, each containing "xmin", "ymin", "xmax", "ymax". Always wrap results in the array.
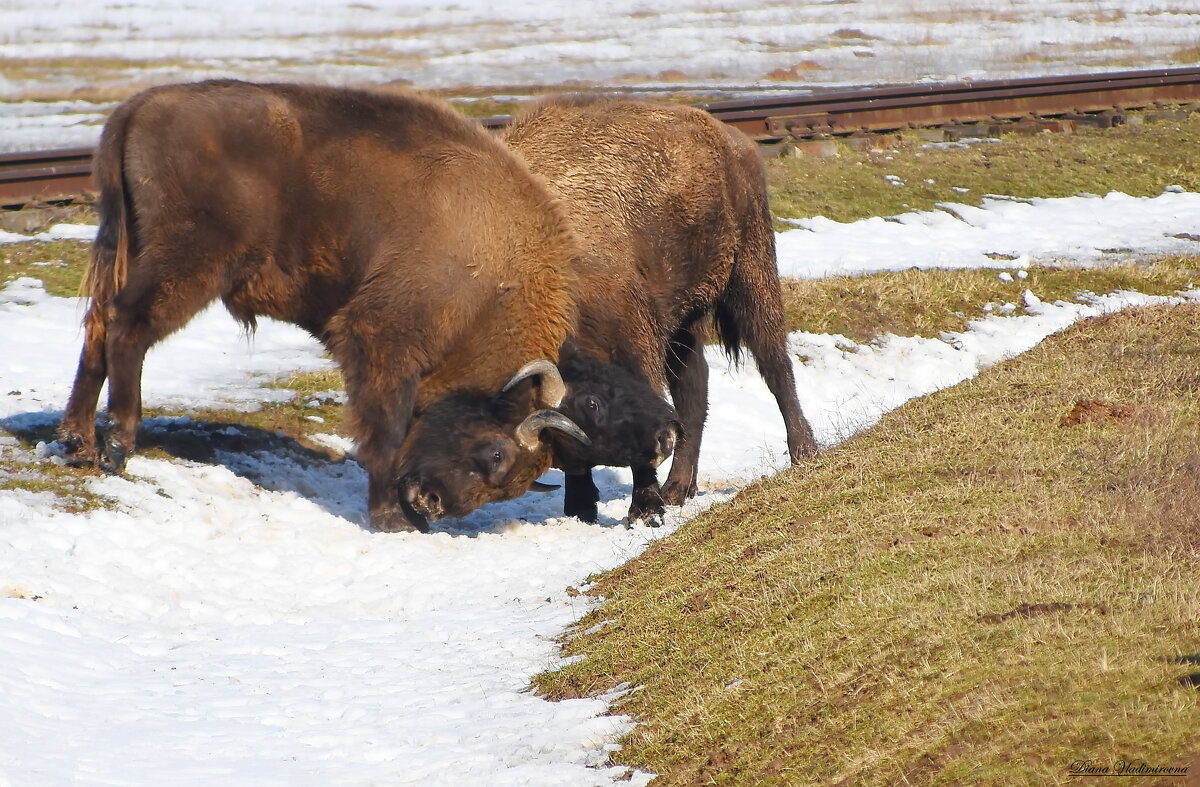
[
  {"xmin": 627, "ymin": 464, "xmax": 665, "ymax": 526},
  {"xmin": 563, "ymin": 470, "xmax": 600, "ymax": 523},
  {"xmin": 326, "ymin": 305, "xmax": 430, "ymax": 534},
  {"xmin": 354, "ymin": 400, "xmax": 427, "ymax": 533}
]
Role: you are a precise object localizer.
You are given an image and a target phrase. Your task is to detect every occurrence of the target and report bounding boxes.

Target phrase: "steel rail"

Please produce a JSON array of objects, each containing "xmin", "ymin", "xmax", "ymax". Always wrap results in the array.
[
  {"xmin": 4, "ymin": 66, "xmax": 1200, "ymax": 208},
  {"xmin": 0, "ymin": 147, "xmax": 96, "ymax": 209},
  {"xmin": 697, "ymin": 66, "xmax": 1200, "ymax": 140}
]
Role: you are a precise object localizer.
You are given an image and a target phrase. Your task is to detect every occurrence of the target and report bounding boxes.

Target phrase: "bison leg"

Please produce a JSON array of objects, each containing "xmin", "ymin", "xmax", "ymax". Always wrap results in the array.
[
  {"xmin": 627, "ymin": 464, "xmax": 666, "ymax": 526},
  {"xmin": 370, "ymin": 464, "xmax": 426, "ymax": 533},
  {"xmin": 367, "ymin": 462, "xmax": 427, "ymax": 533},
  {"xmin": 349, "ymin": 375, "xmax": 425, "ymax": 533},
  {"xmin": 662, "ymin": 325, "xmax": 708, "ymax": 506},
  {"xmin": 739, "ymin": 318, "xmax": 817, "ymax": 465},
  {"xmin": 720, "ymin": 249, "xmax": 818, "ymax": 464},
  {"xmin": 100, "ymin": 330, "xmax": 147, "ymax": 474},
  {"xmin": 100, "ymin": 268, "xmax": 218, "ymax": 473},
  {"xmin": 563, "ymin": 471, "xmax": 600, "ymax": 523},
  {"xmin": 59, "ymin": 311, "xmax": 109, "ymax": 466},
  {"xmin": 326, "ymin": 311, "xmax": 427, "ymax": 533}
]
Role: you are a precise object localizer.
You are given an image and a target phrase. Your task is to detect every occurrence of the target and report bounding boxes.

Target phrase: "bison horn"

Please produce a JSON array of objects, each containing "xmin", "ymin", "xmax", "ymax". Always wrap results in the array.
[
  {"xmin": 503, "ymin": 359, "xmax": 567, "ymax": 408},
  {"xmin": 514, "ymin": 409, "xmax": 591, "ymax": 451},
  {"xmin": 529, "ymin": 481, "xmax": 562, "ymax": 492}
]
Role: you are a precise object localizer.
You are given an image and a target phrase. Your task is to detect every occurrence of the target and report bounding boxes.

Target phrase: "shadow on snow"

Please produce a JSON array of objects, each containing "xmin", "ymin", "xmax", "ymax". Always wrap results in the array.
[{"xmin": 0, "ymin": 411, "xmax": 639, "ymax": 537}]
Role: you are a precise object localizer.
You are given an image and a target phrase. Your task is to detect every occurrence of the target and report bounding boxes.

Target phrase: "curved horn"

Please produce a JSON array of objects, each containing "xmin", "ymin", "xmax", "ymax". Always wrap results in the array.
[
  {"xmin": 502, "ymin": 359, "xmax": 567, "ymax": 408},
  {"xmin": 529, "ymin": 481, "xmax": 562, "ymax": 493},
  {"xmin": 514, "ymin": 409, "xmax": 591, "ymax": 451}
]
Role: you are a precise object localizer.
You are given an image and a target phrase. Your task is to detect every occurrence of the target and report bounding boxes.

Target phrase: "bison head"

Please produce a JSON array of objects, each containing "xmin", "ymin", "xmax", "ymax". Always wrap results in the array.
[
  {"xmin": 548, "ymin": 350, "xmax": 681, "ymax": 475},
  {"xmin": 394, "ymin": 361, "xmax": 589, "ymax": 530}
]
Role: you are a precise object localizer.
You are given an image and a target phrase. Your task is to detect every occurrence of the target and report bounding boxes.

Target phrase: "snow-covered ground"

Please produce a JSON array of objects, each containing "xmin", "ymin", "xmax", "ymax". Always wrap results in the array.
[
  {"xmin": 4, "ymin": 0, "xmax": 1200, "ymax": 151},
  {"xmin": 777, "ymin": 189, "xmax": 1200, "ymax": 279},
  {"xmin": 2, "ymin": 192, "xmax": 1198, "ymax": 785}
]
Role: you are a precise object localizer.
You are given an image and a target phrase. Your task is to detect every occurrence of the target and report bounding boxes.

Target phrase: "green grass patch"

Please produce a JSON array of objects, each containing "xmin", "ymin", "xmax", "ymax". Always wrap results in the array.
[
  {"xmin": 0, "ymin": 430, "xmax": 114, "ymax": 514},
  {"xmin": 445, "ymin": 96, "xmax": 525, "ymax": 119},
  {"xmin": 2, "ymin": 240, "xmax": 92, "ymax": 297},
  {"xmin": 258, "ymin": 366, "xmax": 348, "ymax": 444},
  {"xmin": 780, "ymin": 256, "xmax": 1200, "ymax": 341},
  {"xmin": 535, "ymin": 304, "xmax": 1200, "ymax": 784},
  {"xmin": 0, "ymin": 468, "xmax": 109, "ymax": 513},
  {"xmin": 143, "ymin": 367, "xmax": 348, "ymax": 456},
  {"xmin": 767, "ymin": 113, "xmax": 1200, "ymax": 225}
]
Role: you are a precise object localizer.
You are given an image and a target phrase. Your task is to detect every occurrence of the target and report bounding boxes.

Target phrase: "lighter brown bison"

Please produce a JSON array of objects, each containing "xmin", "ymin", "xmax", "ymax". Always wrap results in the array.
[{"xmin": 503, "ymin": 95, "xmax": 818, "ymax": 522}]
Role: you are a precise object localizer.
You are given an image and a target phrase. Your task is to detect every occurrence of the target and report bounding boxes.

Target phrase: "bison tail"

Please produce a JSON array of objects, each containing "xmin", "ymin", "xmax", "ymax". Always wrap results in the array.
[
  {"xmin": 80, "ymin": 101, "xmax": 137, "ymax": 340},
  {"xmin": 711, "ymin": 304, "xmax": 745, "ymax": 367}
]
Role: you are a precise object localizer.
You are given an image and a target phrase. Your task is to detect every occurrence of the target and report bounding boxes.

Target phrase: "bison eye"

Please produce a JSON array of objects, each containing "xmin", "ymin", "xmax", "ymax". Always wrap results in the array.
[
  {"xmin": 580, "ymin": 394, "xmax": 607, "ymax": 427},
  {"xmin": 478, "ymin": 444, "xmax": 511, "ymax": 484}
]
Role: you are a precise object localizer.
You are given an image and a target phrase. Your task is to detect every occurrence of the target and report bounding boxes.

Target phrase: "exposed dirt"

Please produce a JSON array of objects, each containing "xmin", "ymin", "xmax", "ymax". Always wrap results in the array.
[{"xmin": 1060, "ymin": 398, "xmax": 1138, "ymax": 426}]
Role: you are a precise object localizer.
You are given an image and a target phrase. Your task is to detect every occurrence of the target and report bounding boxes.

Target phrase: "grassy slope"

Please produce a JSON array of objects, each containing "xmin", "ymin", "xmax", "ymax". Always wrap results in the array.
[{"xmin": 537, "ymin": 304, "xmax": 1200, "ymax": 785}]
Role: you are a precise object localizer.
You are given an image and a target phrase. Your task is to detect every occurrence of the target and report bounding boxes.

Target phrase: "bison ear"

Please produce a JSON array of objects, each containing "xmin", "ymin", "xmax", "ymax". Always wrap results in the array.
[{"xmin": 502, "ymin": 359, "xmax": 567, "ymax": 408}]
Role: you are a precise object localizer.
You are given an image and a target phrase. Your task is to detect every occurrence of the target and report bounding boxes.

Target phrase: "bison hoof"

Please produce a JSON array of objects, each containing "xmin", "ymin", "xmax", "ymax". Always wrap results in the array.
[
  {"xmin": 564, "ymin": 501, "xmax": 599, "ymax": 523},
  {"xmin": 98, "ymin": 436, "xmax": 128, "ymax": 474},
  {"xmin": 371, "ymin": 507, "xmax": 429, "ymax": 534},
  {"xmin": 58, "ymin": 431, "xmax": 97, "ymax": 468},
  {"xmin": 661, "ymin": 479, "xmax": 697, "ymax": 507},
  {"xmin": 628, "ymin": 487, "xmax": 666, "ymax": 525},
  {"xmin": 789, "ymin": 440, "xmax": 820, "ymax": 464},
  {"xmin": 622, "ymin": 510, "xmax": 665, "ymax": 529}
]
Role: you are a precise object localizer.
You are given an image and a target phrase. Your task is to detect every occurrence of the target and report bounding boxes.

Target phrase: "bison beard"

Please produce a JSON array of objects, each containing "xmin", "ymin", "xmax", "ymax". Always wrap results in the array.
[
  {"xmin": 503, "ymin": 96, "xmax": 819, "ymax": 523},
  {"xmin": 57, "ymin": 80, "xmax": 590, "ymax": 533}
]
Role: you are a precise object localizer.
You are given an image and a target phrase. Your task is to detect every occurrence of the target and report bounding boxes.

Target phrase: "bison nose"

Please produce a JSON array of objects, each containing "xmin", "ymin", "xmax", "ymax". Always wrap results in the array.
[
  {"xmin": 652, "ymin": 423, "xmax": 680, "ymax": 467},
  {"xmin": 402, "ymin": 477, "xmax": 444, "ymax": 521}
]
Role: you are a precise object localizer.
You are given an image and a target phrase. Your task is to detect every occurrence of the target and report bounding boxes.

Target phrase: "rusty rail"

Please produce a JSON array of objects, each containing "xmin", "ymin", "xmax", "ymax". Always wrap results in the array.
[
  {"xmin": 0, "ymin": 147, "xmax": 96, "ymax": 208},
  {"xmin": 4, "ymin": 66, "xmax": 1200, "ymax": 208},
  {"xmin": 697, "ymin": 66, "xmax": 1200, "ymax": 140}
]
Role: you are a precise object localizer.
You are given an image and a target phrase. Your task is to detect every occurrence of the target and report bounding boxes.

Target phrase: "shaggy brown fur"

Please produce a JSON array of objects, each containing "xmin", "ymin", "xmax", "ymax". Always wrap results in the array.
[
  {"xmin": 504, "ymin": 96, "xmax": 818, "ymax": 520},
  {"xmin": 60, "ymin": 80, "xmax": 586, "ymax": 532}
]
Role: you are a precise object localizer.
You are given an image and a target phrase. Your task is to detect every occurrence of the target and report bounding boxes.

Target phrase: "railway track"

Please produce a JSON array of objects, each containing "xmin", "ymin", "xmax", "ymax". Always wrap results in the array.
[
  {"xmin": 3, "ymin": 66, "xmax": 1200, "ymax": 209},
  {"xmin": 697, "ymin": 65, "xmax": 1200, "ymax": 140},
  {"xmin": 0, "ymin": 147, "xmax": 96, "ymax": 210}
]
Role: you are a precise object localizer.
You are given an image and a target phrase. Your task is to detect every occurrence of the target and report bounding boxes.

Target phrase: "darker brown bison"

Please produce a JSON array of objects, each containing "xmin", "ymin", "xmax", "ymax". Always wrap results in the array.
[
  {"xmin": 503, "ymin": 96, "xmax": 818, "ymax": 523},
  {"xmin": 58, "ymin": 79, "xmax": 590, "ymax": 533}
]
